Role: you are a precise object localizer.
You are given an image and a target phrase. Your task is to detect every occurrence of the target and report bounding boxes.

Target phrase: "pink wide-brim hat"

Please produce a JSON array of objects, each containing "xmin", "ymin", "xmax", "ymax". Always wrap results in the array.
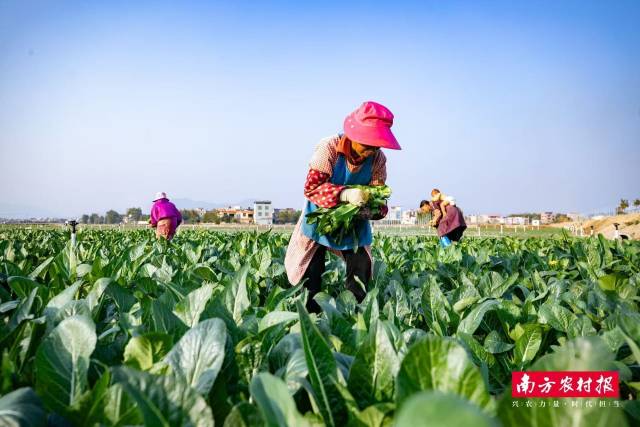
[{"xmin": 343, "ymin": 101, "xmax": 401, "ymax": 150}]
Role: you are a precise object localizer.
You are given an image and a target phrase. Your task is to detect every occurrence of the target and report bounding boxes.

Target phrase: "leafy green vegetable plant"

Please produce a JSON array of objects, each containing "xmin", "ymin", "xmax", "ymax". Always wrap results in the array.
[{"xmin": 0, "ymin": 227, "xmax": 638, "ymax": 426}]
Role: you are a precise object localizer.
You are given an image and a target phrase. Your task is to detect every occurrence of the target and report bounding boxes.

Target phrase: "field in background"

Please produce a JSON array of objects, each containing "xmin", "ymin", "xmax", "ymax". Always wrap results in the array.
[{"xmin": 1, "ymin": 222, "xmax": 566, "ymax": 239}]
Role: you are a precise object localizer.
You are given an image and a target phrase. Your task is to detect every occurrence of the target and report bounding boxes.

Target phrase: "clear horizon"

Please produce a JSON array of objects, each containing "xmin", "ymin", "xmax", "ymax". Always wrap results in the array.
[{"xmin": 1, "ymin": 1, "xmax": 639, "ymax": 218}]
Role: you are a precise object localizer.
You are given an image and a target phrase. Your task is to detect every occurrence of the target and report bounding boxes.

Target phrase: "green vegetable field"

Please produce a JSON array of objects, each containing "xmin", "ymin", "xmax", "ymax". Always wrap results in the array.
[{"xmin": 1, "ymin": 228, "xmax": 639, "ymax": 426}]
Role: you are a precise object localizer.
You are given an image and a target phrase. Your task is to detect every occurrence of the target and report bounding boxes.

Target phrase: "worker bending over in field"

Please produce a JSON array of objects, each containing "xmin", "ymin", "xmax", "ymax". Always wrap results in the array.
[
  {"xmin": 285, "ymin": 101, "xmax": 401, "ymax": 313},
  {"xmin": 420, "ymin": 196, "xmax": 467, "ymax": 247},
  {"xmin": 149, "ymin": 192, "xmax": 182, "ymax": 241}
]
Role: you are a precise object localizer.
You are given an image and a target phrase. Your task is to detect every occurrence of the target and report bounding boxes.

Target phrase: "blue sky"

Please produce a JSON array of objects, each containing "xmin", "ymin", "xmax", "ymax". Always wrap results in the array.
[{"xmin": 1, "ymin": 0, "xmax": 639, "ymax": 217}]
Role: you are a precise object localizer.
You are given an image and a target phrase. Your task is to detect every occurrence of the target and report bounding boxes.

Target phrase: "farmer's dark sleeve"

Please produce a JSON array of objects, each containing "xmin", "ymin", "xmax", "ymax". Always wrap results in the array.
[
  {"xmin": 370, "ymin": 151, "xmax": 387, "ymax": 186},
  {"xmin": 372, "ymin": 205, "xmax": 388, "ymax": 220},
  {"xmin": 304, "ymin": 169, "xmax": 345, "ymax": 209}
]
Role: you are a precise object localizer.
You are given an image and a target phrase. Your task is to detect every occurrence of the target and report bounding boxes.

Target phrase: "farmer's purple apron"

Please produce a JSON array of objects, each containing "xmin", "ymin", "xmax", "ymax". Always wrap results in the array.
[
  {"xmin": 301, "ymin": 154, "xmax": 373, "ymax": 250},
  {"xmin": 436, "ymin": 204, "xmax": 467, "ymax": 238}
]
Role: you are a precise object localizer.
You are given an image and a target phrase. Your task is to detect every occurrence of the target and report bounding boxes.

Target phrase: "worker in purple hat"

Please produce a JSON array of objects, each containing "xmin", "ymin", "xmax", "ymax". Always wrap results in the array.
[
  {"xmin": 149, "ymin": 192, "xmax": 182, "ymax": 240},
  {"xmin": 285, "ymin": 101, "xmax": 401, "ymax": 313}
]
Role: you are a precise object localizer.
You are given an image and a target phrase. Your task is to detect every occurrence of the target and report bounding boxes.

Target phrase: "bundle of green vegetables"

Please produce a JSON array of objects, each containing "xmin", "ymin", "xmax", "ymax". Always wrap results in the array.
[{"xmin": 306, "ymin": 185, "xmax": 392, "ymax": 246}]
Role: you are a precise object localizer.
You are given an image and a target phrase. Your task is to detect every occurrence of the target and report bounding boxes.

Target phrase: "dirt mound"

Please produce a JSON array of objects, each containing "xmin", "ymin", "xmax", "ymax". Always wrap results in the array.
[{"xmin": 548, "ymin": 213, "xmax": 640, "ymax": 240}]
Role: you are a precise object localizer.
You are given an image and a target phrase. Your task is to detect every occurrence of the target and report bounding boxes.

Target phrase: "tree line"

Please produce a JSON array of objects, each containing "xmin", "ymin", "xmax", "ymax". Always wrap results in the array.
[
  {"xmin": 78, "ymin": 207, "xmax": 301, "ymax": 225},
  {"xmin": 617, "ymin": 198, "xmax": 640, "ymax": 214},
  {"xmin": 79, "ymin": 208, "xmax": 146, "ymax": 225}
]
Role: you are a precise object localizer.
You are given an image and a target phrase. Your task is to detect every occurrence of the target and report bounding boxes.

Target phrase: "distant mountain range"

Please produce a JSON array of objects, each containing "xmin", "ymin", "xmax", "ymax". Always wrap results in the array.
[{"xmin": 0, "ymin": 203, "xmax": 62, "ymax": 219}]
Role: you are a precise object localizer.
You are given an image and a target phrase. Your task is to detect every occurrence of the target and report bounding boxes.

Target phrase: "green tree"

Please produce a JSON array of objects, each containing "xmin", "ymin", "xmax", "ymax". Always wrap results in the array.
[
  {"xmin": 274, "ymin": 210, "xmax": 289, "ymax": 224},
  {"xmin": 275, "ymin": 209, "xmax": 302, "ymax": 224},
  {"xmin": 180, "ymin": 209, "xmax": 203, "ymax": 224},
  {"xmin": 126, "ymin": 207, "xmax": 143, "ymax": 221},
  {"xmin": 80, "ymin": 214, "xmax": 89, "ymax": 224},
  {"xmin": 617, "ymin": 199, "xmax": 629, "ymax": 214},
  {"xmin": 634, "ymin": 199, "xmax": 640, "ymax": 208},
  {"xmin": 219, "ymin": 213, "xmax": 233, "ymax": 223},
  {"xmin": 180, "ymin": 209, "xmax": 191, "ymax": 223},
  {"xmin": 552, "ymin": 214, "xmax": 570, "ymax": 223},
  {"xmin": 105, "ymin": 210, "xmax": 123, "ymax": 224},
  {"xmin": 508, "ymin": 213, "xmax": 541, "ymax": 221},
  {"xmin": 89, "ymin": 213, "xmax": 102, "ymax": 224},
  {"xmin": 203, "ymin": 210, "xmax": 221, "ymax": 224}
]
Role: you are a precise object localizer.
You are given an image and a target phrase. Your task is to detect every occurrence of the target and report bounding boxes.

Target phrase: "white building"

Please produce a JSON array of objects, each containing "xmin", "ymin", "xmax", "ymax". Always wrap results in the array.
[
  {"xmin": 505, "ymin": 216, "xmax": 528, "ymax": 225},
  {"xmin": 402, "ymin": 209, "xmax": 418, "ymax": 225},
  {"xmin": 379, "ymin": 206, "xmax": 402, "ymax": 224},
  {"xmin": 567, "ymin": 212, "xmax": 584, "ymax": 222},
  {"xmin": 540, "ymin": 212, "xmax": 556, "ymax": 224},
  {"xmin": 465, "ymin": 215, "xmax": 478, "ymax": 224},
  {"xmin": 479, "ymin": 214, "xmax": 504, "ymax": 224},
  {"xmin": 253, "ymin": 201, "xmax": 273, "ymax": 225}
]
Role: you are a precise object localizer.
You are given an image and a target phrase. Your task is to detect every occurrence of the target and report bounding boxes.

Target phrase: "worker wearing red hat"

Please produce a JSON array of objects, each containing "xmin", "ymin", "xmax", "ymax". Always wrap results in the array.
[{"xmin": 285, "ymin": 101, "xmax": 401, "ymax": 313}]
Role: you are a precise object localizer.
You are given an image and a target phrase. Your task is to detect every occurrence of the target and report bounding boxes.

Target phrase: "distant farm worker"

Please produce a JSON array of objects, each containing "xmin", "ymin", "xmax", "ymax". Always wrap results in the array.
[
  {"xmin": 285, "ymin": 101, "xmax": 401, "ymax": 313},
  {"xmin": 420, "ymin": 197, "xmax": 467, "ymax": 248},
  {"xmin": 150, "ymin": 192, "xmax": 182, "ymax": 241}
]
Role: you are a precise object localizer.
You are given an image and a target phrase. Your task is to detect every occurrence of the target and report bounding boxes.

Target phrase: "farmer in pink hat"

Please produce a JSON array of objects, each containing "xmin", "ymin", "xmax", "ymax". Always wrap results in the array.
[
  {"xmin": 149, "ymin": 192, "xmax": 183, "ymax": 241},
  {"xmin": 285, "ymin": 101, "xmax": 401, "ymax": 313}
]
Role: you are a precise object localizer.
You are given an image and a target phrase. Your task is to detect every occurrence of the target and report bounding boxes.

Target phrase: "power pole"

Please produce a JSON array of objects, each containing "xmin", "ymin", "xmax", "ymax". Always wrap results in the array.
[{"xmin": 66, "ymin": 220, "xmax": 78, "ymax": 247}]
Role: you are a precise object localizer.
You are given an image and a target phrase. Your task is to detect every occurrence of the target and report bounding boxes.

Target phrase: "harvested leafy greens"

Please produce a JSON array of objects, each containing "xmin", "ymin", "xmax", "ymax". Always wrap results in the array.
[{"xmin": 305, "ymin": 185, "xmax": 392, "ymax": 246}]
